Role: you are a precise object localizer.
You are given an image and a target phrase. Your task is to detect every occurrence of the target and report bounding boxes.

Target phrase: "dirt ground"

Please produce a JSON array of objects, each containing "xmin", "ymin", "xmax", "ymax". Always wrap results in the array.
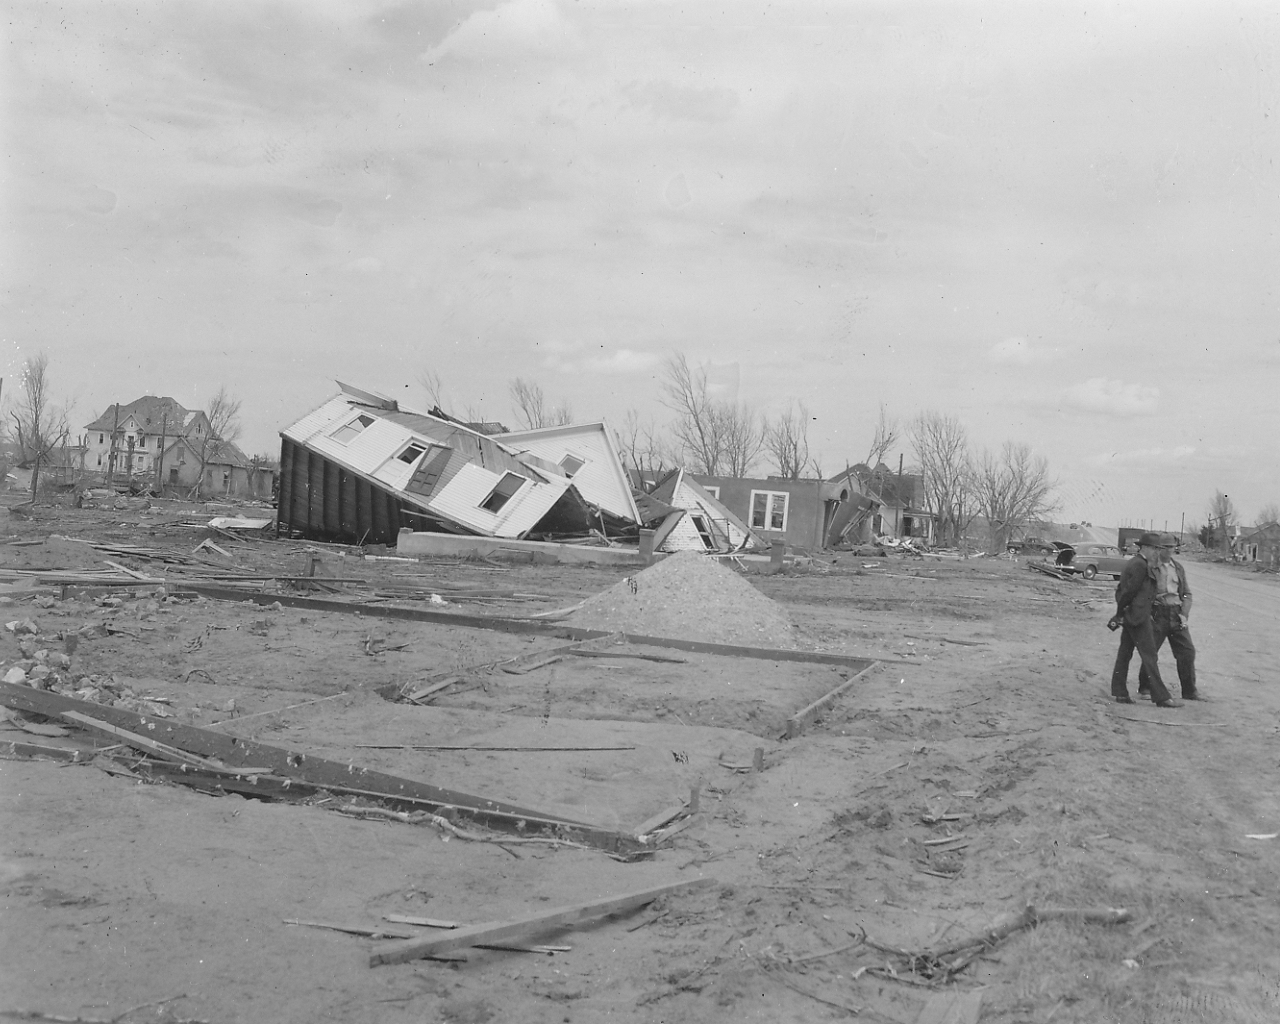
[{"xmin": 2, "ymin": 498, "xmax": 1279, "ymax": 1024}]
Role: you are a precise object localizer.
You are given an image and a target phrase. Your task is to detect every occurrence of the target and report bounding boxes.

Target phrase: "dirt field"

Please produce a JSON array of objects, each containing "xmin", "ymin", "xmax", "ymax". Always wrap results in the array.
[{"xmin": 2, "ymin": 498, "xmax": 1279, "ymax": 1024}]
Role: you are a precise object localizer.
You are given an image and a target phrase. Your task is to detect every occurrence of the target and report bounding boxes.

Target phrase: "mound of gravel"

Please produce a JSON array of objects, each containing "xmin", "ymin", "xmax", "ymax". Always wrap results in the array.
[{"xmin": 567, "ymin": 551, "xmax": 796, "ymax": 648}]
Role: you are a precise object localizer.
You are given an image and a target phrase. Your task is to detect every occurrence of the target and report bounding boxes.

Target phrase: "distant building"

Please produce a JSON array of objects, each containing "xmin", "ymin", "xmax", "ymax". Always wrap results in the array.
[
  {"xmin": 84, "ymin": 397, "xmax": 212, "ymax": 485},
  {"xmin": 1237, "ymin": 522, "xmax": 1280, "ymax": 567}
]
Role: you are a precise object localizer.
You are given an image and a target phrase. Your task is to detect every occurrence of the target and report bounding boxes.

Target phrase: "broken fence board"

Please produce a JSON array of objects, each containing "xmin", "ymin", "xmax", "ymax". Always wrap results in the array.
[
  {"xmin": 785, "ymin": 662, "xmax": 883, "ymax": 738},
  {"xmin": 370, "ymin": 877, "xmax": 716, "ymax": 966}
]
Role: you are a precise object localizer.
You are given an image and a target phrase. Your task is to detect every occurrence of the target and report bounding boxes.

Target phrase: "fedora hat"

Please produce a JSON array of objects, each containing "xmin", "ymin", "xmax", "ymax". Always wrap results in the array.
[{"xmin": 1137, "ymin": 531, "xmax": 1164, "ymax": 548}]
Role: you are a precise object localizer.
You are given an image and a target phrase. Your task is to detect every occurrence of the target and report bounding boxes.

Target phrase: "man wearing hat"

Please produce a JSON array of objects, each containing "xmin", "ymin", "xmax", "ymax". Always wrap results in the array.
[
  {"xmin": 1136, "ymin": 533, "xmax": 1201, "ymax": 700},
  {"xmin": 1108, "ymin": 531, "xmax": 1181, "ymax": 707}
]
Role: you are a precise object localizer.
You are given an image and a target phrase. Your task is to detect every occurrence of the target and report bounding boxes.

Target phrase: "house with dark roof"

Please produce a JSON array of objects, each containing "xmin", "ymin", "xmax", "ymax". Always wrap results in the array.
[{"xmin": 84, "ymin": 397, "xmax": 212, "ymax": 486}]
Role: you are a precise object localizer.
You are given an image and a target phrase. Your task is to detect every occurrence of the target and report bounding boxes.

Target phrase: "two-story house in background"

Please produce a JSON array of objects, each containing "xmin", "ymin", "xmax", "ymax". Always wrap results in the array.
[{"xmin": 83, "ymin": 396, "xmax": 271, "ymax": 498}]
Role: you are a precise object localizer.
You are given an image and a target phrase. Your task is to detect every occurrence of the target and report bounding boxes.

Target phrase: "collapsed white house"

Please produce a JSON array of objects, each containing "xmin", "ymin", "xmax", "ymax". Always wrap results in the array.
[{"xmin": 277, "ymin": 383, "xmax": 639, "ymax": 545}]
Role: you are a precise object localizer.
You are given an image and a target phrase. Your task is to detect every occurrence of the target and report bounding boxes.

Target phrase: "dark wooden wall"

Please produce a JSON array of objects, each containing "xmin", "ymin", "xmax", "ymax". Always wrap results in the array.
[{"xmin": 277, "ymin": 438, "xmax": 412, "ymax": 545}]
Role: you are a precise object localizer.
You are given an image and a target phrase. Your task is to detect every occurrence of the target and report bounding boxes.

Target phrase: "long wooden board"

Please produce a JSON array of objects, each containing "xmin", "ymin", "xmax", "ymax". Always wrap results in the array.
[
  {"xmin": 370, "ymin": 877, "xmax": 716, "ymax": 966},
  {"xmin": 1, "ymin": 683, "xmax": 642, "ymax": 856},
  {"xmin": 785, "ymin": 662, "xmax": 882, "ymax": 738},
  {"xmin": 181, "ymin": 585, "xmax": 881, "ymax": 671}
]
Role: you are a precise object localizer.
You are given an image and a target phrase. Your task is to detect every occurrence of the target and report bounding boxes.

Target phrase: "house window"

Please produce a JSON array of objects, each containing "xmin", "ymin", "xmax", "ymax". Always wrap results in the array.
[
  {"xmin": 331, "ymin": 414, "xmax": 375, "ymax": 444},
  {"xmin": 97, "ymin": 455, "xmax": 102, "ymax": 467},
  {"xmin": 396, "ymin": 442, "xmax": 428, "ymax": 465},
  {"xmin": 559, "ymin": 453, "xmax": 586, "ymax": 478},
  {"xmin": 750, "ymin": 490, "xmax": 789, "ymax": 531},
  {"xmin": 703, "ymin": 485, "xmax": 720, "ymax": 500},
  {"xmin": 480, "ymin": 472, "xmax": 526, "ymax": 514},
  {"xmin": 690, "ymin": 514, "xmax": 715, "ymax": 550},
  {"xmin": 99, "ymin": 434, "xmax": 104, "ymax": 444}
]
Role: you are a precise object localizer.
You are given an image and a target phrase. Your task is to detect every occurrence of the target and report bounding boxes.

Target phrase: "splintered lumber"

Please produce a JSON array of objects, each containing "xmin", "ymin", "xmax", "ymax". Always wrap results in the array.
[
  {"xmin": 785, "ymin": 661, "xmax": 883, "ymax": 739},
  {"xmin": 1, "ymin": 682, "xmax": 644, "ymax": 858},
  {"xmin": 370, "ymin": 877, "xmax": 716, "ymax": 966}
]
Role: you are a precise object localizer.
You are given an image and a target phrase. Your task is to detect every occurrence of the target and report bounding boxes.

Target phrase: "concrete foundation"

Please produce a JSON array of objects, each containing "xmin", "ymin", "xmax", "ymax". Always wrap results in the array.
[{"xmin": 396, "ymin": 528, "xmax": 662, "ymax": 567}]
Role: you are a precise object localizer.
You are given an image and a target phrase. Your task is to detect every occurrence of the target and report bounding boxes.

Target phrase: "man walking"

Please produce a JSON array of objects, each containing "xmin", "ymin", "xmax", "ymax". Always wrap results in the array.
[
  {"xmin": 1109, "ymin": 531, "xmax": 1182, "ymax": 707},
  {"xmin": 1136, "ymin": 533, "xmax": 1202, "ymax": 700}
]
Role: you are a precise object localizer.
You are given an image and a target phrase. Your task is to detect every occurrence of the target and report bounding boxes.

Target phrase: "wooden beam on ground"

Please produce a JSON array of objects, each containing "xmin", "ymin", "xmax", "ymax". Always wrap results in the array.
[
  {"xmin": 1, "ymin": 739, "xmax": 86, "ymax": 763},
  {"xmin": 181, "ymin": 585, "xmax": 881, "ymax": 672},
  {"xmin": 370, "ymin": 877, "xmax": 716, "ymax": 966},
  {"xmin": 1, "ymin": 683, "xmax": 643, "ymax": 858},
  {"xmin": 785, "ymin": 662, "xmax": 882, "ymax": 739},
  {"xmin": 60, "ymin": 711, "xmax": 231, "ymax": 770}
]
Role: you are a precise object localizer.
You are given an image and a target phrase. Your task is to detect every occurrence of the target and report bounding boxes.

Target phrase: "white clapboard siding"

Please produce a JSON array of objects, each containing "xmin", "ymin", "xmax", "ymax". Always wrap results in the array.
[{"xmin": 500, "ymin": 423, "xmax": 639, "ymax": 523}]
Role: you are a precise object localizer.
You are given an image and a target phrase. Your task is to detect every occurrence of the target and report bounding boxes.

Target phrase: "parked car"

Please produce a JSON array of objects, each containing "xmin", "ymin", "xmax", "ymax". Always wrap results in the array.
[
  {"xmin": 1007, "ymin": 536, "xmax": 1056, "ymax": 556},
  {"xmin": 1051, "ymin": 541, "xmax": 1130, "ymax": 580}
]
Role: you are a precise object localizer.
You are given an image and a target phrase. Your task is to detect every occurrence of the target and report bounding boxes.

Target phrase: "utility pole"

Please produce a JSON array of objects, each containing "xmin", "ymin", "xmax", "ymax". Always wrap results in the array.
[
  {"xmin": 155, "ymin": 412, "xmax": 168, "ymax": 494},
  {"xmin": 106, "ymin": 405, "xmax": 121, "ymax": 489}
]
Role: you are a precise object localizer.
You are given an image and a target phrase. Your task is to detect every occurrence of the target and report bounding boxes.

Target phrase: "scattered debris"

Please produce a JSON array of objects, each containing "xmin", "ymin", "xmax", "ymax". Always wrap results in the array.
[{"xmin": 370, "ymin": 877, "xmax": 716, "ymax": 966}]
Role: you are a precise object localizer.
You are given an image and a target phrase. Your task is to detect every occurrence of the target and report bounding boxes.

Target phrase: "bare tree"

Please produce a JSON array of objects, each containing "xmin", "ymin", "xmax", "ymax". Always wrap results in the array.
[
  {"xmin": 660, "ymin": 352, "xmax": 764, "ymax": 476},
  {"xmin": 970, "ymin": 441, "xmax": 1058, "ymax": 553},
  {"xmin": 1255, "ymin": 501, "xmax": 1280, "ymax": 527},
  {"xmin": 864, "ymin": 404, "xmax": 899, "ymax": 466},
  {"xmin": 10, "ymin": 354, "xmax": 70, "ymax": 501},
  {"xmin": 1207, "ymin": 491, "xmax": 1236, "ymax": 555},
  {"xmin": 765, "ymin": 401, "xmax": 813, "ymax": 479},
  {"xmin": 719, "ymin": 402, "xmax": 766, "ymax": 478},
  {"xmin": 419, "ymin": 370, "xmax": 447, "ymax": 410},
  {"xmin": 195, "ymin": 386, "xmax": 243, "ymax": 497},
  {"xmin": 908, "ymin": 411, "xmax": 972, "ymax": 547},
  {"xmin": 617, "ymin": 409, "xmax": 673, "ymax": 481},
  {"xmin": 509, "ymin": 377, "xmax": 573, "ymax": 430}
]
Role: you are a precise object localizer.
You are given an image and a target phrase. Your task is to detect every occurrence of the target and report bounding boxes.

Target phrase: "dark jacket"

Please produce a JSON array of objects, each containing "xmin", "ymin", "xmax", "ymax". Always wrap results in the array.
[
  {"xmin": 1114, "ymin": 554, "xmax": 1192, "ymax": 626},
  {"xmin": 1114, "ymin": 554, "xmax": 1159, "ymax": 627}
]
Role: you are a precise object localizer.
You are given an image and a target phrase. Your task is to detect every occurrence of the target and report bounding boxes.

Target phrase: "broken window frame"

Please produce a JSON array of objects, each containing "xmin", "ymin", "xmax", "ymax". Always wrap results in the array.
[
  {"xmin": 689, "ymin": 514, "xmax": 716, "ymax": 550},
  {"xmin": 330, "ymin": 414, "xmax": 376, "ymax": 444},
  {"xmin": 396, "ymin": 441, "xmax": 429, "ymax": 465},
  {"xmin": 749, "ymin": 489, "xmax": 789, "ymax": 532},
  {"xmin": 559, "ymin": 452, "xmax": 586, "ymax": 478},
  {"xmin": 703, "ymin": 485, "xmax": 720, "ymax": 500},
  {"xmin": 479, "ymin": 472, "xmax": 527, "ymax": 514}
]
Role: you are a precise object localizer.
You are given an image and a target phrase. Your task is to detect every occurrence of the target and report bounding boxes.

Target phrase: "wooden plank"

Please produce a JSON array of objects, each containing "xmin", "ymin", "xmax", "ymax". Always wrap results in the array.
[
  {"xmin": 916, "ymin": 989, "xmax": 984, "ymax": 1024},
  {"xmin": 370, "ymin": 877, "xmax": 716, "ymax": 966},
  {"xmin": 785, "ymin": 662, "xmax": 882, "ymax": 739},
  {"xmin": 60, "ymin": 711, "xmax": 226, "ymax": 770},
  {"xmin": 180, "ymin": 586, "xmax": 883, "ymax": 671},
  {"xmin": 1, "ymin": 739, "xmax": 86, "ymax": 763},
  {"xmin": 633, "ymin": 802, "xmax": 687, "ymax": 837},
  {"xmin": 3, "ymin": 684, "xmax": 596, "ymax": 826}
]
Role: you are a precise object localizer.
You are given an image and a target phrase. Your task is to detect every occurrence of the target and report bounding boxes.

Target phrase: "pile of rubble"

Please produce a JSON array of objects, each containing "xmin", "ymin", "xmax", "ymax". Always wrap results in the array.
[
  {"xmin": 567, "ymin": 551, "xmax": 796, "ymax": 649},
  {"xmin": 2, "ymin": 595, "xmax": 178, "ymax": 719}
]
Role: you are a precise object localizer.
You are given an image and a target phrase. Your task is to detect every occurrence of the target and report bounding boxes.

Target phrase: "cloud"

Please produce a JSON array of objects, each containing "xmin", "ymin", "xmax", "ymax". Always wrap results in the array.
[
  {"xmin": 346, "ymin": 256, "xmax": 383, "ymax": 274},
  {"xmin": 1064, "ymin": 377, "xmax": 1159, "ymax": 416},
  {"xmin": 989, "ymin": 336, "xmax": 1051, "ymax": 365},
  {"xmin": 421, "ymin": 0, "xmax": 576, "ymax": 64}
]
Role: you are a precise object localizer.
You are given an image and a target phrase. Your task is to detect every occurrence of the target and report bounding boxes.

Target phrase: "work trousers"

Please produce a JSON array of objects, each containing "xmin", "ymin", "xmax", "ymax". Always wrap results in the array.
[
  {"xmin": 1137, "ymin": 610, "xmax": 1197, "ymax": 698},
  {"xmin": 1110, "ymin": 619, "xmax": 1173, "ymax": 704}
]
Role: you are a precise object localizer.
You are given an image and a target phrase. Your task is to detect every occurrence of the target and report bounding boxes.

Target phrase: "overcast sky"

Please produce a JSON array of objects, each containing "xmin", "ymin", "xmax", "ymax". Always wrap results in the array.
[{"xmin": 5, "ymin": 0, "xmax": 1278, "ymax": 530}]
